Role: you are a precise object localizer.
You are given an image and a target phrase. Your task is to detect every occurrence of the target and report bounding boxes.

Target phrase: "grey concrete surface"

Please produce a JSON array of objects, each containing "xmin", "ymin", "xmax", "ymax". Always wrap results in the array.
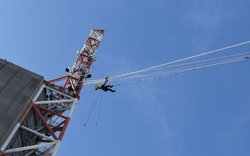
[{"xmin": 0, "ymin": 58, "xmax": 44, "ymax": 146}]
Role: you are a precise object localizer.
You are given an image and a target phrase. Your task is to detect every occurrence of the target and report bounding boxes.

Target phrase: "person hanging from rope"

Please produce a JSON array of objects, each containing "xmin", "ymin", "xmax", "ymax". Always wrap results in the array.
[{"xmin": 95, "ymin": 76, "xmax": 115, "ymax": 92}]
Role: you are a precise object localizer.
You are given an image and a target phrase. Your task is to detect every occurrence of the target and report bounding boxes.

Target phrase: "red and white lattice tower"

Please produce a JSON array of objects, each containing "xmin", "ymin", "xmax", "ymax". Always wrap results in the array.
[{"xmin": 0, "ymin": 29, "xmax": 104, "ymax": 156}]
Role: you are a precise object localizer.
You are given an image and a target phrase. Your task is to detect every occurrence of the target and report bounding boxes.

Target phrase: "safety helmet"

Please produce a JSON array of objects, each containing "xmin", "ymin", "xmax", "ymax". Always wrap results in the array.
[{"xmin": 95, "ymin": 83, "xmax": 101, "ymax": 90}]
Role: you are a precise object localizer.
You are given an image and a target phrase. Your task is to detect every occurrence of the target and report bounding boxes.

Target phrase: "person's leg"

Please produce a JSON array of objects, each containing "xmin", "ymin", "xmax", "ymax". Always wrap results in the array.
[
  {"xmin": 107, "ymin": 87, "xmax": 115, "ymax": 92},
  {"xmin": 106, "ymin": 85, "xmax": 113, "ymax": 88}
]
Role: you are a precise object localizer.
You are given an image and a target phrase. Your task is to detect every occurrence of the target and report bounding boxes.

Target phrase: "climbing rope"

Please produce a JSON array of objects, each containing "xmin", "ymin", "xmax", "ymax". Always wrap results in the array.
[
  {"xmin": 85, "ymin": 51, "xmax": 250, "ymax": 86},
  {"xmin": 111, "ymin": 40, "xmax": 250, "ymax": 79},
  {"xmin": 81, "ymin": 41, "xmax": 250, "ymax": 126},
  {"xmin": 84, "ymin": 91, "xmax": 103, "ymax": 126},
  {"xmin": 83, "ymin": 40, "xmax": 250, "ymax": 86},
  {"xmin": 96, "ymin": 91, "xmax": 104, "ymax": 126}
]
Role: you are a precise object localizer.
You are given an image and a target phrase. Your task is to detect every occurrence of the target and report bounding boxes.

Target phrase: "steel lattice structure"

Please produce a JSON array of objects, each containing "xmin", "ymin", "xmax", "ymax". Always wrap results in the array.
[{"xmin": 0, "ymin": 29, "xmax": 104, "ymax": 156}]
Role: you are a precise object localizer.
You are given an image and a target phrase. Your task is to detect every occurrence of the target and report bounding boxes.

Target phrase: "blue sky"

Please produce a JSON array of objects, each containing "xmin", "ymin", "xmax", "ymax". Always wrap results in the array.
[{"xmin": 1, "ymin": 0, "xmax": 250, "ymax": 156}]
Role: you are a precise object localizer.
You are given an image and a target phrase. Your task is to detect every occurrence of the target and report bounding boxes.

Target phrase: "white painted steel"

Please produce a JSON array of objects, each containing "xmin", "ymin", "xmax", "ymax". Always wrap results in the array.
[
  {"xmin": 35, "ymin": 99, "xmax": 75, "ymax": 105},
  {"xmin": 44, "ymin": 86, "xmax": 73, "ymax": 99},
  {"xmin": 20, "ymin": 126, "xmax": 55, "ymax": 142},
  {"xmin": 51, "ymin": 141, "xmax": 61, "ymax": 156},
  {"xmin": 0, "ymin": 123, "xmax": 20, "ymax": 150},
  {"xmin": 24, "ymin": 150, "xmax": 35, "ymax": 156},
  {"xmin": 4, "ymin": 142, "xmax": 56, "ymax": 154},
  {"xmin": 33, "ymin": 84, "xmax": 45, "ymax": 101},
  {"xmin": 68, "ymin": 99, "xmax": 77, "ymax": 118}
]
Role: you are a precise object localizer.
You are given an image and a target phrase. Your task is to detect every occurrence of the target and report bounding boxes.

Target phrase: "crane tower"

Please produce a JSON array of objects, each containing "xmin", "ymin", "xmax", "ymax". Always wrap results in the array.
[{"xmin": 0, "ymin": 29, "xmax": 104, "ymax": 156}]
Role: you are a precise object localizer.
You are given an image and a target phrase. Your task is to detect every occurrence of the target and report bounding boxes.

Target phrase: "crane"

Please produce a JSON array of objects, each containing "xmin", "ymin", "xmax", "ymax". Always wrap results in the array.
[{"xmin": 0, "ymin": 29, "xmax": 104, "ymax": 156}]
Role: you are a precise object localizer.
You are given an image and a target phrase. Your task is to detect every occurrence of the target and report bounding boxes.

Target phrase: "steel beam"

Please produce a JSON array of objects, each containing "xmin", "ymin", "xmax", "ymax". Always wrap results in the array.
[
  {"xmin": 4, "ymin": 142, "xmax": 56, "ymax": 154},
  {"xmin": 35, "ymin": 99, "xmax": 75, "ymax": 105},
  {"xmin": 20, "ymin": 126, "xmax": 55, "ymax": 142}
]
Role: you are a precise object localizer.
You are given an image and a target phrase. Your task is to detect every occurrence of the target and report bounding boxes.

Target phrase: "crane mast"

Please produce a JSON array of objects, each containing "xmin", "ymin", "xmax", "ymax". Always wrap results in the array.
[
  {"xmin": 0, "ymin": 29, "xmax": 104, "ymax": 156},
  {"xmin": 47, "ymin": 29, "xmax": 105, "ymax": 99}
]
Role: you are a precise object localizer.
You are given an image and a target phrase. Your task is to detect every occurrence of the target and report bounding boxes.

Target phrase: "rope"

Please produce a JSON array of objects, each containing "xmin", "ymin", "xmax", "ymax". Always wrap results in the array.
[
  {"xmin": 111, "ymin": 40, "xmax": 250, "ymax": 79},
  {"xmin": 118, "ymin": 53, "xmax": 249, "ymax": 81},
  {"xmin": 84, "ymin": 41, "xmax": 250, "ymax": 85},
  {"xmin": 81, "ymin": 89, "xmax": 96, "ymax": 94},
  {"xmin": 114, "ymin": 55, "xmax": 248, "ymax": 86},
  {"xmin": 84, "ymin": 91, "xmax": 102, "ymax": 126},
  {"xmin": 84, "ymin": 51, "xmax": 250, "ymax": 86},
  {"xmin": 96, "ymin": 92, "xmax": 104, "ymax": 126},
  {"xmin": 128, "ymin": 52, "xmax": 250, "ymax": 74}
]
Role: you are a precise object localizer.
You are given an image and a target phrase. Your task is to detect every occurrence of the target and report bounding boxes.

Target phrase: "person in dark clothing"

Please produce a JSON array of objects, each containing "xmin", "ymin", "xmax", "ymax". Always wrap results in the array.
[{"xmin": 95, "ymin": 77, "xmax": 115, "ymax": 92}]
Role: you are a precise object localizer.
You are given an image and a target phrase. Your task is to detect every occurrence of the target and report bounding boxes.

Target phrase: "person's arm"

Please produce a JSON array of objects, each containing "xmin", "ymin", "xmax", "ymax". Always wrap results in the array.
[{"xmin": 104, "ymin": 76, "xmax": 109, "ymax": 85}]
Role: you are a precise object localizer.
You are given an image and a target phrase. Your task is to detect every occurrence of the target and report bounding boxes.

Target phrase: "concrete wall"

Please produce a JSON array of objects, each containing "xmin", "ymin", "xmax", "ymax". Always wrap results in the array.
[{"xmin": 0, "ymin": 58, "xmax": 44, "ymax": 146}]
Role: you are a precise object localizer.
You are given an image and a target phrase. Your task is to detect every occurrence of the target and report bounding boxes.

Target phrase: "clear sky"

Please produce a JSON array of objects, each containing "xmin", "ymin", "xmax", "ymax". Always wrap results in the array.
[{"xmin": 1, "ymin": 0, "xmax": 250, "ymax": 156}]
